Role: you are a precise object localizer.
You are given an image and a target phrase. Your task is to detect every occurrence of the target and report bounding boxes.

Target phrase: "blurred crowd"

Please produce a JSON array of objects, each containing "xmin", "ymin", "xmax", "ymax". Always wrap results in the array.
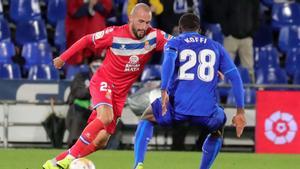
[{"xmin": 0, "ymin": 0, "xmax": 300, "ymax": 86}]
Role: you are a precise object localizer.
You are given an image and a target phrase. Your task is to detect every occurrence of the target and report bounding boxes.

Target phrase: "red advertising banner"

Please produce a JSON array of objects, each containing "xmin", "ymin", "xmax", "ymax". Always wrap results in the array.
[{"xmin": 256, "ymin": 91, "xmax": 300, "ymax": 153}]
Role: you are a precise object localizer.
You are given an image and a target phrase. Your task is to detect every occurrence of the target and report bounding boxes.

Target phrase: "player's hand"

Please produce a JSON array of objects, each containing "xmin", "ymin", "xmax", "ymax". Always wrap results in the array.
[
  {"xmin": 53, "ymin": 57, "xmax": 65, "ymax": 69},
  {"xmin": 217, "ymin": 71, "xmax": 224, "ymax": 80},
  {"xmin": 161, "ymin": 90, "xmax": 169, "ymax": 116},
  {"xmin": 232, "ymin": 108, "xmax": 246, "ymax": 138}
]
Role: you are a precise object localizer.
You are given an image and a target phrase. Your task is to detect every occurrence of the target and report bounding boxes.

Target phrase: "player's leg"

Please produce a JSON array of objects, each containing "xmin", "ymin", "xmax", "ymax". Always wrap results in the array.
[
  {"xmin": 199, "ymin": 107, "xmax": 226, "ymax": 169},
  {"xmin": 79, "ymin": 129, "xmax": 111, "ymax": 157},
  {"xmin": 43, "ymin": 111, "xmax": 99, "ymax": 168},
  {"xmin": 200, "ymin": 131, "xmax": 223, "ymax": 169},
  {"xmin": 43, "ymin": 131, "xmax": 110, "ymax": 169},
  {"xmin": 133, "ymin": 98, "xmax": 173, "ymax": 169},
  {"xmin": 70, "ymin": 105, "xmax": 112, "ymax": 157},
  {"xmin": 42, "ymin": 109, "xmax": 105, "ymax": 169},
  {"xmin": 43, "ymin": 77, "xmax": 113, "ymax": 169},
  {"xmin": 42, "ymin": 109, "xmax": 112, "ymax": 169},
  {"xmin": 79, "ymin": 94, "xmax": 126, "ymax": 157},
  {"xmin": 56, "ymin": 105, "xmax": 113, "ymax": 169},
  {"xmin": 133, "ymin": 105, "xmax": 156, "ymax": 169}
]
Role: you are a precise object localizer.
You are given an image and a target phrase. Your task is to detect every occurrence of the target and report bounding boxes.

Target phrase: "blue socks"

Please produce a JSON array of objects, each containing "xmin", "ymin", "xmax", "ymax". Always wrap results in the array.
[
  {"xmin": 133, "ymin": 121, "xmax": 222, "ymax": 169},
  {"xmin": 200, "ymin": 134, "xmax": 222, "ymax": 169},
  {"xmin": 133, "ymin": 120, "xmax": 154, "ymax": 168}
]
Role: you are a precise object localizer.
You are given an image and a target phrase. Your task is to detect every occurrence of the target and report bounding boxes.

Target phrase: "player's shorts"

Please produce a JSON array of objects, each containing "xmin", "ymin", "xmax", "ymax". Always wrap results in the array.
[
  {"xmin": 87, "ymin": 75, "xmax": 126, "ymax": 134},
  {"xmin": 151, "ymin": 98, "xmax": 226, "ymax": 133}
]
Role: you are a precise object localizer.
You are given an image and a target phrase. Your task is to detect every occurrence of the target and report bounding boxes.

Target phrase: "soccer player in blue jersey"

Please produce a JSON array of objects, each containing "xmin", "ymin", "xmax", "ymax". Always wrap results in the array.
[{"xmin": 133, "ymin": 13, "xmax": 247, "ymax": 169}]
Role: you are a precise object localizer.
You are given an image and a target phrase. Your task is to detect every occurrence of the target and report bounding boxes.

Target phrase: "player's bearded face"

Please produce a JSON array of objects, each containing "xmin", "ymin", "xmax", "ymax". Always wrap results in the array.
[
  {"xmin": 130, "ymin": 11, "xmax": 151, "ymax": 39},
  {"xmin": 132, "ymin": 25, "xmax": 147, "ymax": 39}
]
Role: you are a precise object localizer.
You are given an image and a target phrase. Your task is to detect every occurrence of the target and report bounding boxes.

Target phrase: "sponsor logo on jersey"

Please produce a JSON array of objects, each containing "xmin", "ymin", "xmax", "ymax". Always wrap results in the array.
[
  {"xmin": 94, "ymin": 27, "xmax": 114, "ymax": 40},
  {"xmin": 125, "ymin": 55, "xmax": 140, "ymax": 72},
  {"xmin": 94, "ymin": 31, "xmax": 104, "ymax": 40},
  {"xmin": 120, "ymin": 44, "xmax": 126, "ymax": 50}
]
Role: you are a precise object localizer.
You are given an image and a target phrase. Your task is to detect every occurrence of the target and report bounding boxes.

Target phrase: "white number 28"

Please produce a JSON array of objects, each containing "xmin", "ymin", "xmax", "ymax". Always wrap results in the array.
[{"xmin": 178, "ymin": 49, "xmax": 216, "ymax": 82}]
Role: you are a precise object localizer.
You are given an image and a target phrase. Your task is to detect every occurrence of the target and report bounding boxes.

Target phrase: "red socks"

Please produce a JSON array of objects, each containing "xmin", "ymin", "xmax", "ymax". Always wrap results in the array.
[
  {"xmin": 79, "ymin": 143, "xmax": 97, "ymax": 157},
  {"xmin": 55, "ymin": 150, "xmax": 68, "ymax": 161},
  {"xmin": 55, "ymin": 143, "xmax": 97, "ymax": 160},
  {"xmin": 69, "ymin": 118, "xmax": 104, "ymax": 158}
]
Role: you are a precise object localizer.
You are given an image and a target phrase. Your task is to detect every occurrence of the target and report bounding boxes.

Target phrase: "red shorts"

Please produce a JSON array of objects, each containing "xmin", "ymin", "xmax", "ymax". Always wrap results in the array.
[{"xmin": 87, "ymin": 75, "xmax": 126, "ymax": 134}]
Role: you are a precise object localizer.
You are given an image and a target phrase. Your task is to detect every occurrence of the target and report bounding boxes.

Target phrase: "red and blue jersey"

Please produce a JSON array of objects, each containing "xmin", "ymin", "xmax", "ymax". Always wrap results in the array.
[
  {"xmin": 91, "ymin": 24, "xmax": 169, "ymax": 96},
  {"xmin": 60, "ymin": 24, "xmax": 170, "ymax": 97}
]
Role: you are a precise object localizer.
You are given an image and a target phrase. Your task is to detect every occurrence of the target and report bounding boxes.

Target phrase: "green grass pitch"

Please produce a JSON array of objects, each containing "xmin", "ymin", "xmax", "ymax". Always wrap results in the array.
[{"xmin": 0, "ymin": 149, "xmax": 299, "ymax": 169}]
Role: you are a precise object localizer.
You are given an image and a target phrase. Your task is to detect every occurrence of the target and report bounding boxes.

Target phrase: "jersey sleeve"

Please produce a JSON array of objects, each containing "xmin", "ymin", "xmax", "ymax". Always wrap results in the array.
[
  {"xmin": 156, "ymin": 30, "xmax": 173, "ymax": 52},
  {"xmin": 161, "ymin": 39, "xmax": 179, "ymax": 90},
  {"xmin": 218, "ymin": 43, "xmax": 237, "ymax": 75},
  {"xmin": 91, "ymin": 26, "xmax": 114, "ymax": 49},
  {"xmin": 218, "ymin": 43, "xmax": 244, "ymax": 108}
]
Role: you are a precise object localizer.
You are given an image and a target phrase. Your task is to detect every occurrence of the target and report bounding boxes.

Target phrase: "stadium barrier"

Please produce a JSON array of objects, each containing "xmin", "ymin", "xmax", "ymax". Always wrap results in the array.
[{"xmin": 0, "ymin": 79, "xmax": 300, "ymax": 152}]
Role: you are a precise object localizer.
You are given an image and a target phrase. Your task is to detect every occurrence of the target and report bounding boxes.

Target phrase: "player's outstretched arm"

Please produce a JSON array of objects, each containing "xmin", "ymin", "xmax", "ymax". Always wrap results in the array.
[
  {"xmin": 160, "ymin": 41, "xmax": 177, "ymax": 116},
  {"xmin": 53, "ymin": 34, "xmax": 94, "ymax": 69},
  {"xmin": 226, "ymin": 69, "xmax": 247, "ymax": 137}
]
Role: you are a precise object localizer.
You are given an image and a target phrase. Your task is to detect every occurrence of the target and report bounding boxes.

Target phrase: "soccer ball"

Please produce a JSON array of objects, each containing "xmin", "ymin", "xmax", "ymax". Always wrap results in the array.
[{"xmin": 69, "ymin": 158, "xmax": 96, "ymax": 169}]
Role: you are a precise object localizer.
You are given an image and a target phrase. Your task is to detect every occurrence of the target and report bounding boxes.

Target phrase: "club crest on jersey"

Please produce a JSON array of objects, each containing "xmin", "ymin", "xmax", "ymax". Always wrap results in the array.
[
  {"xmin": 125, "ymin": 55, "xmax": 140, "ymax": 72},
  {"xmin": 144, "ymin": 41, "xmax": 151, "ymax": 50}
]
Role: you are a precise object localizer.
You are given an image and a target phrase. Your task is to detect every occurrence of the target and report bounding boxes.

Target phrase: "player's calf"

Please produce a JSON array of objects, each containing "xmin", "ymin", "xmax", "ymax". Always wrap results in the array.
[
  {"xmin": 133, "ymin": 120, "xmax": 154, "ymax": 168},
  {"xmin": 96, "ymin": 105, "xmax": 114, "ymax": 126},
  {"xmin": 200, "ymin": 134, "xmax": 223, "ymax": 169},
  {"xmin": 140, "ymin": 105, "xmax": 156, "ymax": 122}
]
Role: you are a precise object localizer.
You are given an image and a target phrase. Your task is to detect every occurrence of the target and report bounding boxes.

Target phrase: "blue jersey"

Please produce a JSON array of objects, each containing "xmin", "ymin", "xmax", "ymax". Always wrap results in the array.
[{"xmin": 163, "ymin": 32, "xmax": 237, "ymax": 117}]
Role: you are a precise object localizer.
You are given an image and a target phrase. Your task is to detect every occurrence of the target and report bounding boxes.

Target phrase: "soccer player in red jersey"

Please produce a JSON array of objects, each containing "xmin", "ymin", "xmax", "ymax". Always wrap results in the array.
[{"xmin": 42, "ymin": 3, "xmax": 171, "ymax": 169}]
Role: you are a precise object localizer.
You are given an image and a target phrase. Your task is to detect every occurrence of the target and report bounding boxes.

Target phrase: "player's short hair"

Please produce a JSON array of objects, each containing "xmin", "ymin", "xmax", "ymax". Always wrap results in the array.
[
  {"xmin": 130, "ymin": 3, "xmax": 151, "ymax": 16},
  {"xmin": 179, "ymin": 13, "xmax": 200, "ymax": 32}
]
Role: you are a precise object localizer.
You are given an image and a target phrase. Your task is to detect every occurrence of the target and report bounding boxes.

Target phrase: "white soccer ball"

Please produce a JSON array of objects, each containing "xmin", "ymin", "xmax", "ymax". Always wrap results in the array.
[{"xmin": 69, "ymin": 158, "xmax": 96, "ymax": 169}]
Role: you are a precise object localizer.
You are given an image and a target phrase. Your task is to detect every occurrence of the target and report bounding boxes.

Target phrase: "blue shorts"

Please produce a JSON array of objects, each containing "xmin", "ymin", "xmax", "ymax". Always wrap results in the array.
[{"xmin": 151, "ymin": 98, "xmax": 227, "ymax": 133}]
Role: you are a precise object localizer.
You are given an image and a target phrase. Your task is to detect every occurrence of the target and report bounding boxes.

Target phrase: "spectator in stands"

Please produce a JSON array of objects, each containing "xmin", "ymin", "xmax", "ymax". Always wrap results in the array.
[
  {"xmin": 220, "ymin": 0, "xmax": 260, "ymax": 82},
  {"xmin": 201, "ymin": 0, "xmax": 222, "ymax": 25},
  {"xmin": 65, "ymin": 0, "xmax": 112, "ymax": 65},
  {"xmin": 65, "ymin": 58, "xmax": 102, "ymax": 147},
  {"xmin": 127, "ymin": 0, "xmax": 164, "ymax": 27},
  {"xmin": 200, "ymin": 0, "xmax": 223, "ymax": 33},
  {"xmin": 157, "ymin": 0, "xmax": 199, "ymax": 34}
]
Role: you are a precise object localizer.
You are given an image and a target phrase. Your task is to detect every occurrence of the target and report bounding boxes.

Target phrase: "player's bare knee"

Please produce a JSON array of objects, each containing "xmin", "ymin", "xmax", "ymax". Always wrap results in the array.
[
  {"xmin": 99, "ymin": 139, "xmax": 110, "ymax": 149},
  {"xmin": 98, "ymin": 114, "xmax": 113, "ymax": 126},
  {"xmin": 96, "ymin": 105, "xmax": 114, "ymax": 126},
  {"xmin": 211, "ymin": 130, "xmax": 222, "ymax": 137},
  {"xmin": 140, "ymin": 106, "xmax": 156, "ymax": 122},
  {"xmin": 94, "ymin": 140, "xmax": 107, "ymax": 149}
]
